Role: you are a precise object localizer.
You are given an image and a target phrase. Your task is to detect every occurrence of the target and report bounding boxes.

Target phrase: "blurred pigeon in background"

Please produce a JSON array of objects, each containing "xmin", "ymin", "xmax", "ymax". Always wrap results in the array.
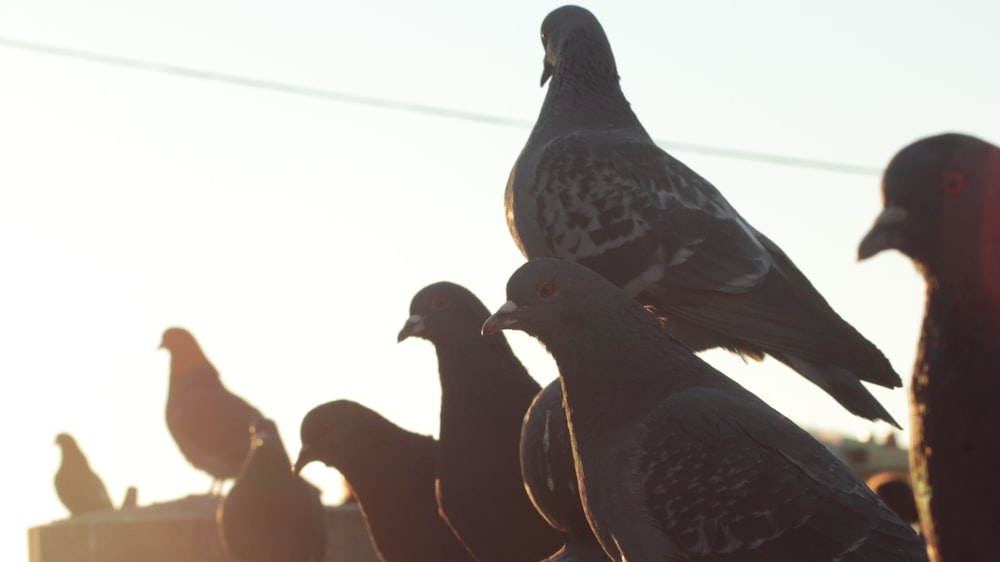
[
  {"xmin": 296, "ymin": 400, "xmax": 475, "ymax": 562},
  {"xmin": 218, "ymin": 418, "xmax": 327, "ymax": 562},
  {"xmin": 54, "ymin": 433, "xmax": 114, "ymax": 516},
  {"xmin": 859, "ymin": 132, "xmax": 1000, "ymax": 562},
  {"xmin": 159, "ymin": 327, "xmax": 263, "ymax": 494}
]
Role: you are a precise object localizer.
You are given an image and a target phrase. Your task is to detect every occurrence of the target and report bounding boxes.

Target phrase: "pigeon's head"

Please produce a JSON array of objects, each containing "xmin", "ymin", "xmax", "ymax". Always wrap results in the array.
[
  {"xmin": 295, "ymin": 400, "xmax": 383, "ymax": 475},
  {"xmin": 54, "ymin": 433, "xmax": 76, "ymax": 449},
  {"xmin": 159, "ymin": 327, "xmax": 199, "ymax": 353},
  {"xmin": 859, "ymin": 133, "xmax": 1000, "ymax": 280},
  {"xmin": 539, "ymin": 5, "xmax": 612, "ymax": 86},
  {"xmin": 483, "ymin": 258, "xmax": 627, "ymax": 341},
  {"xmin": 397, "ymin": 281, "xmax": 492, "ymax": 344}
]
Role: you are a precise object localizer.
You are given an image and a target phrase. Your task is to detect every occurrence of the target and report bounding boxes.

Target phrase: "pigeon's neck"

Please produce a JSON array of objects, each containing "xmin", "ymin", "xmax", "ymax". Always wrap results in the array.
[
  {"xmin": 918, "ymin": 283, "xmax": 1000, "ymax": 379},
  {"xmin": 59, "ymin": 444, "xmax": 90, "ymax": 468},
  {"xmin": 434, "ymin": 333, "xmax": 538, "ymax": 400},
  {"xmin": 168, "ymin": 359, "xmax": 220, "ymax": 389},
  {"xmin": 546, "ymin": 305, "xmax": 711, "ymax": 429},
  {"xmin": 435, "ymin": 335, "xmax": 540, "ymax": 455},
  {"xmin": 339, "ymin": 432, "xmax": 437, "ymax": 536},
  {"xmin": 534, "ymin": 53, "xmax": 645, "ymax": 139}
]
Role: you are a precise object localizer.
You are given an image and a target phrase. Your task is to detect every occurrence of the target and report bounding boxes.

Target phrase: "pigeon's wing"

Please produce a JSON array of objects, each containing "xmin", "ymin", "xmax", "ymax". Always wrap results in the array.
[
  {"xmin": 170, "ymin": 379, "xmax": 263, "ymax": 474},
  {"xmin": 85, "ymin": 472, "xmax": 114, "ymax": 511},
  {"xmin": 528, "ymin": 130, "xmax": 770, "ymax": 296},
  {"xmin": 635, "ymin": 387, "xmax": 919, "ymax": 561}
]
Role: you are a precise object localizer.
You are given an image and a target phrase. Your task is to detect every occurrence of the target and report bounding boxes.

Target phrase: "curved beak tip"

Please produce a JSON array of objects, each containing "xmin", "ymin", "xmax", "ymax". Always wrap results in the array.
[
  {"xmin": 293, "ymin": 456, "xmax": 309, "ymax": 475},
  {"xmin": 857, "ymin": 207, "xmax": 908, "ymax": 261},
  {"xmin": 541, "ymin": 61, "xmax": 553, "ymax": 87},
  {"xmin": 482, "ymin": 300, "xmax": 520, "ymax": 335},
  {"xmin": 397, "ymin": 315, "xmax": 425, "ymax": 343}
]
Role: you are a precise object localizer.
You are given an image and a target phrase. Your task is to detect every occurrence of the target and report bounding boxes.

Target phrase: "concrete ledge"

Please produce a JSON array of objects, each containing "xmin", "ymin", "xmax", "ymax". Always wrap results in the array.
[{"xmin": 29, "ymin": 495, "xmax": 379, "ymax": 562}]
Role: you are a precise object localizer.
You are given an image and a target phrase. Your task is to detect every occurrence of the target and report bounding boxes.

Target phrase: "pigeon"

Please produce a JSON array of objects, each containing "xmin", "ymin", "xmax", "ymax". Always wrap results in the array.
[
  {"xmin": 398, "ymin": 282, "xmax": 562, "ymax": 562},
  {"xmin": 483, "ymin": 258, "xmax": 928, "ymax": 561},
  {"xmin": 295, "ymin": 400, "xmax": 476, "ymax": 562},
  {"xmin": 217, "ymin": 418, "xmax": 327, "ymax": 562},
  {"xmin": 54, "ymin": 433, "xmax": 114, "ymax": 515},
  {"xmin": 504, "ymin": 4, "xmax": 901, "ymax": 426},
  {"xmin": 858, "ymin": 132, "xmax": 1000, "ymax": 562},
  {"xmin": 160, "ymin": 327, "xmax": 263, "ymax": 494},
  {"xmin": 520, "ymin": 380, "xmax": 610, "ymax": 561}
]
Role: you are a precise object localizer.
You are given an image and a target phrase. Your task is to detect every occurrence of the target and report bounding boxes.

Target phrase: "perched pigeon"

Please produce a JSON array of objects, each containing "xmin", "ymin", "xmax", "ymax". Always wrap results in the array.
[
  {"xmin": 483, "ymin": 258, "xmax": 928, "ymax": 561},
  {"xmin": 218, "ymin": 418, "xmax": 327, "ymax": 562},
  {"xmin": 504, "ymin": 4, "xmax": 900, "ymax": 426},
  {"xmin": 54, "ymin": 433, "xmax": 114, "ymax": 516},
  {"xmin": 160, "ymin": 327, "xmax": 263, "ymax": 494},
  {"xmin": 521, "ymin": 380, "xmax": 609, "ymax": 561},
  {"xmin": 399, "ymin": 282, "xmax": 562, "ymax": 562},
  {"xmin": 295, "ymin": 400, "xmax": 476, "ymax": 562},
  {"xmin": 858, "ymin": 133, "xmax": 1000, "ymax": 562}
]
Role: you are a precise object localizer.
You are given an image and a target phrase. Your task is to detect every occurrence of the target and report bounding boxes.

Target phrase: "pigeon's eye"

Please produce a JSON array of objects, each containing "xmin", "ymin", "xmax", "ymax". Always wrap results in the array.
[
  {"xmin": 433, "ymin": 295, "xmax": 448, "ymax": 309},
  {"xmin": 941, "ymin": 171, "xmax": 965, "ymax": 197},
  {"xmin": 538, "ymin": 282, "xmax": 556, "ymax": 299}
]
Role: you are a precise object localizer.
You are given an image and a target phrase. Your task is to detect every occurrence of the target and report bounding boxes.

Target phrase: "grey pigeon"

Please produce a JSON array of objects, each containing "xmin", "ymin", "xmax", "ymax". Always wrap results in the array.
[
  {"xmin": 505, "ymin": 4, "xmax": 900, "ymax": 426},
  {"xmin": 483, "ymin": 258, "xmax": 928, "ymax": 561},
  {"xmin": 295, "ymin": 400, "xmax": 476, "ymax": 562},
  {"xmin": 217, "ymin": 418, "xmax": 327, "ymax": 562},
  {"xmin": 160, "ymin": 327, "xmax": 263, "ymax": 494},
  {"xmin": 54, "ymin": 433, "xmax": 114, "ymax": 515},
  {"xmin": 521, "ymin": 380, "xmax": 610, "ymax": 561},
  {"xmin": 398, "ymin": 282, "xmax": 562, "ymax": 561},
  {"xmin": 858, "ymin": 133, "xmax": 1000, "ymax": 562}
]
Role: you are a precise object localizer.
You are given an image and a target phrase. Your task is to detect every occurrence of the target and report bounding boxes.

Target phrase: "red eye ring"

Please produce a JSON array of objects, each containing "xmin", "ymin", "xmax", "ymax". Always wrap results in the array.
[
  {"xmin": 538, "ymin": 282, "xmax": 556, "ymax": 299},
  {"xmin": 941, "ymin": 171, "xmax": 965, "ymax": 197},
  {"xmin": 432, "ymin": 295, "xmax": 448, "ymax": 309}
]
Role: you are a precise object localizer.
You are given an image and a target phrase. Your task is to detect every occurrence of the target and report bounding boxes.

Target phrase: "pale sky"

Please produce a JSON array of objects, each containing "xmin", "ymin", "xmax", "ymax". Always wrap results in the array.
[{"xmin": 1, "ymin": 1, "xmax": 998, "ymax": 559}]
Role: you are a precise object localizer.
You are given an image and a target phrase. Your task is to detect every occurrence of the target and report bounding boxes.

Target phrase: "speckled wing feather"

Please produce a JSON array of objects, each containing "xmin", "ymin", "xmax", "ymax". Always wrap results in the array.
[
  {"xmin": 636, "ymin": 388, "xmax": 923, "ymax": 561},
  {"xmin": 519, "ymin": 130, "xmax": 771, "ymax": 298}
]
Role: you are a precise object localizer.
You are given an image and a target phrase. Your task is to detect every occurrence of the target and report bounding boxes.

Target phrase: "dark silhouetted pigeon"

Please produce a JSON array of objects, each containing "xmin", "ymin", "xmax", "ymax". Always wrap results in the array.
[
  {"xmin": 54, "ymin": 433, "xmax": 114, "ymax": 516},
  {"xmin": 504, "ymin": 4, "xmax": 900, "ymax": 426},
  {"xmin": 399, "ymin": 282, "xmax": 562, "ymax": 561},
  {"xmin": 217, "ymin": 418, "xmax": 327, "ymax": 562},
  {"xmin": 295, "ymin": 400, "xmax": 475, "ymax": 562},
  {"xmin": 483, "ymin": 258, "xmax": 928, "ymax": 561},
  {"xmin": 859, "ymin": 132, "xmax": 1000, "ymax": 562},
  {"xmin": 521, "ymin": 380, "xmax": 609, "ymax": 561},
  {"xmin": 159, "ymin": 327, "xmax": 263, "ymax": 494}
]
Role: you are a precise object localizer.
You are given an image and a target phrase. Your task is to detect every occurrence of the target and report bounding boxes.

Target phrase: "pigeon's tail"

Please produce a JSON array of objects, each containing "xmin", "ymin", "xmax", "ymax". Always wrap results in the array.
[
  {"xmin": 641, "ymin": 283, "xmax": 901, "ymax": 427},
  {"xmin": 776, "ymin": 354, "xmax": 901, "ymax": 428},
  {"xmin": 842, "ymin": 511, "xmax": 929, "ymax": 562}
]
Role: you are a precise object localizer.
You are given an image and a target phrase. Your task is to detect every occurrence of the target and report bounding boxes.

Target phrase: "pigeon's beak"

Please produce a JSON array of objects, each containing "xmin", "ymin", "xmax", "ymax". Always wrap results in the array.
[
  {"xmin": 858, "ymin": 206, "xmax": 909, "ymax": 260},
  {"xmin": 541, "ymin": 59, "xmax": 554, "ymax": 87},
  {"xmin": 482, "ymin": 300, "xmax": 522, "ymax": 335},
  {"xmin": 293, "ymin": 446, "xmax": 314, "ymax": 475},
  {"xmin": 397, "ymin": 314, "xmax": 425, "ymax": 343}
]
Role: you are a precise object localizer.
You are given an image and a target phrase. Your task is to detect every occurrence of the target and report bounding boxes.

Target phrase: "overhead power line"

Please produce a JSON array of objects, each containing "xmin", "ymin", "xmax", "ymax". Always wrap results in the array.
[{"xmin": 0, "ymin": 35, "xmax": 881, "ymax": 176}]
